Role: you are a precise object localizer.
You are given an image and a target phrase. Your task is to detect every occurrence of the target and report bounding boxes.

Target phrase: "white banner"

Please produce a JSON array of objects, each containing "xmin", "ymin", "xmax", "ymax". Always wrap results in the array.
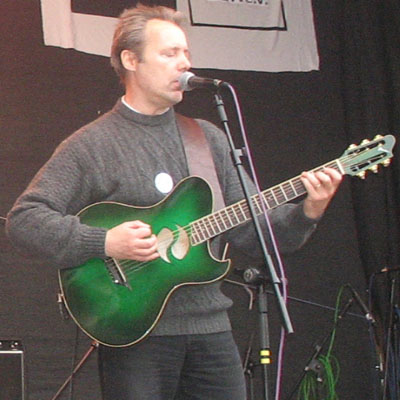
[
  {"xmin": 187, "ymin": 0, "xmax": 285, "ymax": 29},
  {"xmin": 40, "ymin": 0, "xmax": 319, "ymax": 72}
]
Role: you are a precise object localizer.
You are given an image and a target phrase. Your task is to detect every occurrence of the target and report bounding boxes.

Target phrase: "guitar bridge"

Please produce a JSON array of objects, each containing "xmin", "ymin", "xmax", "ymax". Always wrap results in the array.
[{"xmin": 105, "ymin": 257, "xmax": 130, "ymax": 288}]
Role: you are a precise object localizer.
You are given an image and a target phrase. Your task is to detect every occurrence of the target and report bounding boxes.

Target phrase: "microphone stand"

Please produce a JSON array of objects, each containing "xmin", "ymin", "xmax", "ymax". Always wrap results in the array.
[
  {"xmin": 226, "ymin": 276, "xmax": 366, "ymax": 400},
  {"xmin": 245, "ymin": 278, "xmax": 274, "ymax": 400},
  {"xmin": 213, "ymin": 85, "xmax": 293, "ymax": 400},
  {"xmin": 382, "ymin": 275, "xmax": 399, "ymax": 400},
  {"xmin": 285, "ymin": 296, "xmax": 354, "ymax": 400}
]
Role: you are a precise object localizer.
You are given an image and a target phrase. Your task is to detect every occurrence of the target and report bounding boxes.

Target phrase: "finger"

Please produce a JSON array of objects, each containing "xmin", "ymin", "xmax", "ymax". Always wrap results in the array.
[
  {"xmin": 301, "ymin": 171, "xmax": 321, "ymax": 192},
  {"xmin": 125, "ymin": 220, "xmax": 152, "ymax": 231},
  {"xmin": 133, "ymin": 241, "xmax": 159, "ymax": 261},
  {"xmin": 124, "ymin": 222, "xmax": 153, "ymax": 239},
  {"xmin": 134, "ymin": 234, "xmax": 158, "ymax": 250},
  {"xmin": 322, "ymin": 168, "xmax": 343, "ymax": 185},
  {"xmin": 314, "ymin": 171, "xmax": 332, "ymax": 187},
  {"xmin": 315, "ymin": 169, "xmax": 343, "ymax": 193}
]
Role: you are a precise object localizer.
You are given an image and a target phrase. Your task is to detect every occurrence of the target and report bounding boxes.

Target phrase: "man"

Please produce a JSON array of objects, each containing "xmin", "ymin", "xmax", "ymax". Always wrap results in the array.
[{"xmin": 6, "ymin": 4, "xmax": 342, "ymax": 400}]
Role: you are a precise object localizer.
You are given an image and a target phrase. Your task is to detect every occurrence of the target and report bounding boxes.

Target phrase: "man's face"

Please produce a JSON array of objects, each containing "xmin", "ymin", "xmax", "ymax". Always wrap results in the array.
[{"xmin": 129, "ymin": 19, "xmax": 191, "ymax": 115}]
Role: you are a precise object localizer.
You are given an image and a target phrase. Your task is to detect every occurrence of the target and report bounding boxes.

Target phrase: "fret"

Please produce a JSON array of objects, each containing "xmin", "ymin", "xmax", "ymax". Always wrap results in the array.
[
  {"xmin": 289, "ymin": 180, "xmax": 298, "ymax": 197},
  {"xmin": 276, "ymin": 185, "xmax": 288, "ymax": 202},
  {"xmin": 238, "ymin": 202, "xmax": 247, "ymax": 221},
  {"xmin": 232, "ymin": 204, "xmax": 245, "ymax": 224},
  {"xmin": 282, "ymin": 181, "xmax": 296, "ymax": 200},
  {"xmin": 197, "ymin": 223, "xmax": 207, "ymax": 242},
  {"xmin": 189, "ymin": 224, "xmax": 198, "ymax": 244},
  {"xmin": 195, "ymin": 222, "xmax": 206, "ymax": 243},
  {"xmin": 333, "ymin": 159, "xmax": 345, "ymax": 175},
  {"xmin": 230, "ymin": 206, "xmax": 238, "ymax": 224},
  {"xmin": 273, "ymin": 186, "xmax": 286, "ymax": 204},
  {"xmin": 202, "ymin": 216, "xmax": 213, "ymax": 238},
  {"xmin": 219, "ymin": 209, "xmax": 229, "ymax": 230},
  {"xmin": 213, "ymin": 212, "xmax": 224, "ymax": 232},
  {"xmin": 235, "ymin": 203, "xmax": 247, "ymax": 224},
  {"xmin": 224, "ymin": 207, "xmax": 235, "ymax": 227},
  {"xmin": 263, "ymin": 192, "xmax": 277, "ymax": 209},
  {"xmin": 208, "ymin": 216, "xmax": 219, "ymax": 236},
  {"xmin": 229, "ymin": 207, "xmax": 239, "ymax": 226},
  {"xmin": 270, "ymin": 188, "xmax": 278, "ymax": 204},
  {"xmin": 292, "ymin": 178, "xmax": 304, "ymax": 196},
  {"xmin": 252, "ymin": 196, "xmax": 263, "ymax": 214},
  {"xmin": 190, "ymin": 222, "xmax": 201, "ymax": 244}
]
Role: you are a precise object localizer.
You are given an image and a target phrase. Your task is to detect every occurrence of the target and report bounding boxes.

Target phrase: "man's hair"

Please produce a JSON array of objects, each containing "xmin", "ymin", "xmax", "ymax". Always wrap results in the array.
[{"xmin": 110, "ymin": 4, "xmax": 187, "ymax": 82}]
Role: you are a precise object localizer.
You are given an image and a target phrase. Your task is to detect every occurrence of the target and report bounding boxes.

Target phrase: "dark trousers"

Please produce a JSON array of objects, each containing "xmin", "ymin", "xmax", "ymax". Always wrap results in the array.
[{"xmin": 98, "ymin": 331, "xmax": 247, "ymax": 400}]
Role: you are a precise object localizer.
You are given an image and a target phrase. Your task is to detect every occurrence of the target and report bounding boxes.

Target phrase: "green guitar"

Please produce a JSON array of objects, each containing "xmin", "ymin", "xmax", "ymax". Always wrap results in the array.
[{"xmin": 59, "ymin": 135, "xmax": 395, "ymax": 347}]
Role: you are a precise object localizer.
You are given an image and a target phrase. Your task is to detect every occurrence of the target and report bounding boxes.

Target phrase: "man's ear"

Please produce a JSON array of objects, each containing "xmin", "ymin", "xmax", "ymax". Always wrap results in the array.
[{"xmin": 120, "ymin": 50, "xmax": 138, "ymax": 72}]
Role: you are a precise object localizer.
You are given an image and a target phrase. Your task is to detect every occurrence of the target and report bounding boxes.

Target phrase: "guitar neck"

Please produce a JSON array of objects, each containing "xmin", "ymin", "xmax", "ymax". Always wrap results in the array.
[{"xmin": 190, "ymin": 159, "xmax": 342, "ymax": 245}]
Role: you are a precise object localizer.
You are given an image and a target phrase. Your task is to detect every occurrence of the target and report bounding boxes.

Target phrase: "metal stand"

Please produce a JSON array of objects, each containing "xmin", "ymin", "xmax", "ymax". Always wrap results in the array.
[
  {"xmin": 236, "ymin": 273, "xmax": 272, "ymax": 400},
  {"xmin": 368, "ymin": 267, "xmax": 400, "ymax": 399},
  {"xmin": 214, "ymin": 84, "xmax": 293, "ymax": 400},
  {"xmin": 285, "ymin": 297, "xmax": 354, "ymax": 400},
  {"xmin": 241, "ymin": 277, "xmax": 274, "ymax": 400},
  {"xmin": 50, "ymin": 295, "xmax": 99, "ymax": 400},
  {"xmin": 226, "ymin": 276, "xmax": 368, "ymax": 400},
  {"xmin": 381, "ymin": 274, "xmax": 400, "ymax": 400},
  {"xmin": 50, "ymin": 339, "xmax": 98, "ymax": 400}
]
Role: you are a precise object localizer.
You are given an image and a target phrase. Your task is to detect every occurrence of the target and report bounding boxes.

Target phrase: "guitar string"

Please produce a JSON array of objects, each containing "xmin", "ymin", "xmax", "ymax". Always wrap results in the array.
[{"xmin": 108, "ymin": 148, "xmax": 387, "ymax": 278}]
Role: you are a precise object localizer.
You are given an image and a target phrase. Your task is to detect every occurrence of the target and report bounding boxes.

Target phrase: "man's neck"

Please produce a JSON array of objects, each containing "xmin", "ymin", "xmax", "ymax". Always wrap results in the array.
[{"xmin": 123, "ymin": 94, "xmax": 169, "ymax": 116}]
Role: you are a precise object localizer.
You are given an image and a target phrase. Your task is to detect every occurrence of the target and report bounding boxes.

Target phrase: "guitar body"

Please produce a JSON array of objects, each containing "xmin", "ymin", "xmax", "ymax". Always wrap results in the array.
[{"xmin": 59, "ymin": 177, "xmax": 230, "ymax": 347}]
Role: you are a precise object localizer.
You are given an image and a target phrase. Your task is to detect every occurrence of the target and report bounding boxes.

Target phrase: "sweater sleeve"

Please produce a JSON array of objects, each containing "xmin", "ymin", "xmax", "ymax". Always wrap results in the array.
[{"xmin": 6, "ymin": 135, "xmax": 108, "ymax": 268}]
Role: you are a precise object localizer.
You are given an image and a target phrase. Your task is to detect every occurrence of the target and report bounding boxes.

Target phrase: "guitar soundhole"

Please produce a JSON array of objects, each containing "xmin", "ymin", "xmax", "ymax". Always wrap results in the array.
[{"xmin": 105, "ymin": 257, "xmax": 129, "ymax": 287}]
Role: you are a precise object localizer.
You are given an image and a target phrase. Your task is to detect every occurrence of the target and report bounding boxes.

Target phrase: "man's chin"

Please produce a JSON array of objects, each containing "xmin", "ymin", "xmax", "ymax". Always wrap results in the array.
[{"xmin": 169, "ymin": 91, "xmax": 184, "ymax": 105}]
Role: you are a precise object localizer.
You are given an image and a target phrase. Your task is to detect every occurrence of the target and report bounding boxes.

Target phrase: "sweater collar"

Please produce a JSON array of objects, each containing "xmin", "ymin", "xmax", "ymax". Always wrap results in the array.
[{"xmin": 113, "ymin": 98, "xmax": 176, "ymax": 127}]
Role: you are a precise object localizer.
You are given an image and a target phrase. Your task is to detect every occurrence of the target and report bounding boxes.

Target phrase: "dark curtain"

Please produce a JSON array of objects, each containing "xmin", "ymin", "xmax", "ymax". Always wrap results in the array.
[
  {"xmin": 337, "ymin": 1, "xmax": 400, "ymax": 398},
  {"xmin": 340, "ymin": 0, "xmax": 400, "ymax": 277}
]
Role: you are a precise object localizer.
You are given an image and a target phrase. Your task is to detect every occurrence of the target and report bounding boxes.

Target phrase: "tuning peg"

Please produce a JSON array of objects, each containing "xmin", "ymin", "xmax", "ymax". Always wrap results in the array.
[
  {"xmin": 348, "ymin": 144, "xmax": 357, "ymax": 150},
  {"xmin": 357, "ymin": 171, "xmax": 367, "ymax": 179},
  {"xmin": 361, "ymin": 139, "xmax": 370, "ymax": 146},
  {"xmin": 370, "ymin": 165, "xmax": 379, "ymax": 174},
  {"xmin": 383, "ymin": 159, "xmax": 392, "ymax": 167},
  {"xmin": 374, "ymin": 134, "xmax": 384, "ymax": 140}
]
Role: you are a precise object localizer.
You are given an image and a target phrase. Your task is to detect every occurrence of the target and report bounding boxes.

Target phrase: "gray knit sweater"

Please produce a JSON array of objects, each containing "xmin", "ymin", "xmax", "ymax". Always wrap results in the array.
[{"xmin": 6, "ymin": 99, "xmax": 317, "ymax": 335}]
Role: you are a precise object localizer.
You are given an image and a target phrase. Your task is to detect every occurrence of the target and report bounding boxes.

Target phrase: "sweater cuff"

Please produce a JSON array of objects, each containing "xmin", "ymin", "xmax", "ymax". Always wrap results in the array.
[
  {"xmin": 292, "ymin": 201, "xmax": 320, "ymax": 227},
  {"xmin": 79, "ymin": 226, "xmax": 108, "ymax": 260}
]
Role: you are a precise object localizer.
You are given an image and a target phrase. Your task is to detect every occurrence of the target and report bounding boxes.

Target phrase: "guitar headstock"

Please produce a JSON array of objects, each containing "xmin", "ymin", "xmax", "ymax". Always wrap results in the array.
[{"xmin": 341, "ymin": 135, "xmax": 396, "ymax": 179}]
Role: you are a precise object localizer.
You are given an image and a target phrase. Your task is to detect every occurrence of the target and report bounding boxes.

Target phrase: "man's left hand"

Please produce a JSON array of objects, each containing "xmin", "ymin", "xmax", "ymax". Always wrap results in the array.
[{"xmin": 301, "ymin": 167, "xmax": 343, "ymax": 220}]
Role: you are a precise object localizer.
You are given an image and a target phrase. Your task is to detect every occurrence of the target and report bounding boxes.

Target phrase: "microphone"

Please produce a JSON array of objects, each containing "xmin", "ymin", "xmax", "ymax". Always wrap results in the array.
[
  {"xmin": 346, "ymin": 284, "xmax": 376, "ymax": 324},
  {"xmin": 179, "ymin": 71, "xmax": 224, "ymax": 91}
]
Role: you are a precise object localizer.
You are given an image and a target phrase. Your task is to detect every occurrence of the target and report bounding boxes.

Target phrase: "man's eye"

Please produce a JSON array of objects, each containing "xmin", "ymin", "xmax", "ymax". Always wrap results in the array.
[{"xmin": 163, "ymin": 51, "xmax": 176, "ymax": 57}]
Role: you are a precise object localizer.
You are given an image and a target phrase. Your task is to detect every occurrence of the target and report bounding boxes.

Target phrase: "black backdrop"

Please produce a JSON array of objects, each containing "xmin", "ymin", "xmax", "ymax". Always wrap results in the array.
[{"xmin": 1, "ymin": 1, "xmax": 399, "ymax": 399}]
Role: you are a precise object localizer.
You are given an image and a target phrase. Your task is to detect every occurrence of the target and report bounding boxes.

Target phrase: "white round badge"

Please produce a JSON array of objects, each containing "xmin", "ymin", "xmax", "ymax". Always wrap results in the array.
[{"xmin": 154, "ymin": 173, "xmax": 174, "ymax": 194}]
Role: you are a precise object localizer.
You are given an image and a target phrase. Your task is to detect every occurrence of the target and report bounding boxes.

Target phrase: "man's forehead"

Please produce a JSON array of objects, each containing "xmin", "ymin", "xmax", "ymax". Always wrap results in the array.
[{"xmin": 144, "ymin": 19, "xmax": 186, "ymax": 42}]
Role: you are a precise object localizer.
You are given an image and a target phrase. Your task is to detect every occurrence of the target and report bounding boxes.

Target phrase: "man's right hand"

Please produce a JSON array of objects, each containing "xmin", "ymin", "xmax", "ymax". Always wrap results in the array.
[{"xmin": 105, "ymin": 220, "xmax": 159, "ymax": 261}]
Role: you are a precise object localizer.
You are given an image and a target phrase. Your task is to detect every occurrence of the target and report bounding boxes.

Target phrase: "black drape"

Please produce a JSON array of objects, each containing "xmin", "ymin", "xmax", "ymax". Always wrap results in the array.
[
  {"xmin": 337, "ymin": 1, "xmax": 400, "ymax": 397},
  {"xmin": 339, "ymin": 0, "xmax": 400, "ymax": 278}
]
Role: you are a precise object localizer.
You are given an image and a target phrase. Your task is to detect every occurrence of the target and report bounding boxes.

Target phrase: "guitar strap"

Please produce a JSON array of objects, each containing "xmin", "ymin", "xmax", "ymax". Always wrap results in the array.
[{"xmin": 176, "ymin": 113, "xmax": 225, "ymax": 212}]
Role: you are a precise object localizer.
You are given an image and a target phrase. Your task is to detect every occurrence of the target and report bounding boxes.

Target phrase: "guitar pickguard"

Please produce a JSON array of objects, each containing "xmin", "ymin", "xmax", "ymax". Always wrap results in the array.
[{"xmin": 157, "ymin": 225, "xmax": 190, "ymax": 263}]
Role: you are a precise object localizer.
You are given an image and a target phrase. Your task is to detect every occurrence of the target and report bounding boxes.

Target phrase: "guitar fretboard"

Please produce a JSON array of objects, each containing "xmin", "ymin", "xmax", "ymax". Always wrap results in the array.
[{"xmin": 190, "ymin": 159, "xmax": 342, "ymax": 245}]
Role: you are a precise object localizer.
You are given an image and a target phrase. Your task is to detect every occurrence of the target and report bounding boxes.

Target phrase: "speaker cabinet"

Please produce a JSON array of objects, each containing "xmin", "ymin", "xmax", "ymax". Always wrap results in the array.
[{"xmin": 0, "ymin": 340, "xmax": 24, "ymax": 400}]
